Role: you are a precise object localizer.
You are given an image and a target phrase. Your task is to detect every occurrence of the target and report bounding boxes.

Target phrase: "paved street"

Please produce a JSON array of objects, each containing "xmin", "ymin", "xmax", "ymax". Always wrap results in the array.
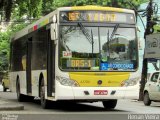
[
  {"xmin": 0, "ymin": 89, "xmax": 160, "ymax": 120},
  {"xmin": 0, "ymin": 90, "xmax": 160, "ymax": 114}
]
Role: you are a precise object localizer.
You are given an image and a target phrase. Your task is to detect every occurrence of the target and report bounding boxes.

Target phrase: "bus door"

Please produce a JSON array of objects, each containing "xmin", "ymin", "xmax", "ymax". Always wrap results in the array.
[
  {"xmin": 26, "ymin": 37, "xmax": 32, "ymax": 94},
  {"xmin": 47, "ymin": 29, "xmax": 56, "ymax": 97}
]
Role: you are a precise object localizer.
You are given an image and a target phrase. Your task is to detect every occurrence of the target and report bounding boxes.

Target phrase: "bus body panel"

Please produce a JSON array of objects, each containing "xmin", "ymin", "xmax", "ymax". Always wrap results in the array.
[
  {"xmin": 70, "ymin": 5, "xmax": 134, "ymax": 13},
  {"xmin": 69, "ymin": 72, "xmax": 130, "ymax": 87},
  {"xmin": 31, "ymin": 70, "xmax": 47, "ymax": 97},
  {"xmin": 55, "ymin": 83, "xmax": 139, "ymax": 100},
  {"xmin": 9, "ymin": 71, "xmax": 27, "ymax": 94}
]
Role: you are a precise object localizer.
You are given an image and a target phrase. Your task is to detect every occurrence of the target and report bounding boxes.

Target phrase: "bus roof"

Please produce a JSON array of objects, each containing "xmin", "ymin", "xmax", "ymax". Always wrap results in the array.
[
  {"xmin": 11, "ymin": 6, "xmax": 135, "ymax": 41},
  {"xmin": 61, "ymin": 6, "xmax": 134, "ymax": 13}
]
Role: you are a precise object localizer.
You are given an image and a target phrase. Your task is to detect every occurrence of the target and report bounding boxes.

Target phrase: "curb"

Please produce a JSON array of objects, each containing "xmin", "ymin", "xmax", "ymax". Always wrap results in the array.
[
  {"xmin": 0, "ymin": 104, "xmax": 24, "ymax": 111},
  {"xmin": 0, "ymin": 99, "xmax": 24, "ymax": 111}
]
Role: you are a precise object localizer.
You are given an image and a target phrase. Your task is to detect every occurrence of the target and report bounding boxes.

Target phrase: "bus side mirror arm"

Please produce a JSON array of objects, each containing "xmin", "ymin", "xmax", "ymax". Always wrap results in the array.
[{"xmin": 51, "ymin": 24, "xmax": 57, "ymax": 41}]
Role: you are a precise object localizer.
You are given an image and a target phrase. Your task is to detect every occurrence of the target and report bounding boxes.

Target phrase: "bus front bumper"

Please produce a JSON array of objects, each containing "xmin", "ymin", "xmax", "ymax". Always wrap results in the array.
[{"xmin": 56, "ymin": 84, "xmax": 139, "ymax": 100}]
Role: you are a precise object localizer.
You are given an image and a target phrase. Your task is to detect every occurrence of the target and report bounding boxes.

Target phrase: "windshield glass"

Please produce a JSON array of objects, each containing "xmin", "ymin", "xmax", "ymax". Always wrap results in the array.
[{"xmin": 59, "ymin": 24, "xmax": 138, "ymax": 71}]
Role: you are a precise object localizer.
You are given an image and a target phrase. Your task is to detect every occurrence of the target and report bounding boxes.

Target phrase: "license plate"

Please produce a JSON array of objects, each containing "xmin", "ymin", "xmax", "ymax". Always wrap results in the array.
[{"xmin": 94, "ymin": 90, "xmax": 108, "ymax": 95}]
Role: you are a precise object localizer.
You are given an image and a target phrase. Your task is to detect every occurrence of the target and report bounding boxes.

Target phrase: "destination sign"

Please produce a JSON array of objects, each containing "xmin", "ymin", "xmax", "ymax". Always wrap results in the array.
[
  {"xmin": 60, "ymin": 11, "xmax": 135, "ymax": 24},
  {"xmin": 67, "ymin": 59, "xmax": 95, "ymax": 68}
]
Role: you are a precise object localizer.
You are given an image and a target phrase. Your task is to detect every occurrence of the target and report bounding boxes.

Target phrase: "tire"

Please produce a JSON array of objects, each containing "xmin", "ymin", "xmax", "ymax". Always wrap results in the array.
[
  {"xmin": 40, "ymin": 78, "xmax": 49, "ymax": 109},
  {"xmin": 143, "ymin": 92, "xmax": 151, "ymax": 106},
  {"xmin": 102, "ymin": 100, "xmax": 117, "ymax": 109},
  {"xmin": 16, "ymin": 80, "xmax": 25, "ymax": 102}
]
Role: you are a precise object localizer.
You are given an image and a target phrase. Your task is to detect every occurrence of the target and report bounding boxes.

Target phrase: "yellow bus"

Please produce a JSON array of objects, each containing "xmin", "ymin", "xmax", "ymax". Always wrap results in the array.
[{"xmin": 9, "ymin": 6, "xmax": 140, "ymax": 109}]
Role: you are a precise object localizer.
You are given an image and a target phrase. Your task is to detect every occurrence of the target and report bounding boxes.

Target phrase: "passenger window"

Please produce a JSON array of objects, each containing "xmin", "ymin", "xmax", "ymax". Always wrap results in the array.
[
  {"xmin": 151, "ymin": 73, "xmax": 159, "ymax": 82},
  {"xmin": 31, "ymin": 27, "xmax": 47, "ymax": 70}
]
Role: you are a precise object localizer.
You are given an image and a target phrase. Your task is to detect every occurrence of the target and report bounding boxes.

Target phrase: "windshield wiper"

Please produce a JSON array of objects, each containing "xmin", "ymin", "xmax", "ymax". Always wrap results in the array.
[
  {"xmin": 109, "ymin": 24, "xmax": 119, "ymax": 41},
  {"xmin": 78, "ymin": 23, "xmax": 95, "ymax": 57},
  {"xmin": 107, "ymin": 30, "xmax": 110, "ymax": 57},
  {"xmin": 91, "ymin": 29, "xmax": 94, "ymax": 56},
  {"xmin": 78, "ymin": 22, "xmax": 92, "ymax": 44},
  {"xmin": 105, "ymin": 24, "xmax": 119, "ymax": 61}
]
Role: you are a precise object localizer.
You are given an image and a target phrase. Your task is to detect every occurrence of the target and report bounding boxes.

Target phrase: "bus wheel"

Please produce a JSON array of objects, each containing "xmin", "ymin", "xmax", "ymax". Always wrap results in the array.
[
  {"xmin": 40, "ymin": 79, "xmax": 49, "ymax": 109},
  {"xmin": 143, "ymin": 92, "xmax": 151, "ymax": 106},
  {"xmin": 102, "ymin": 100, "xmax": 117, "ymax": 109},
  {"xmin": 16, "ymin": 80, "xmax": 25, "ymax": 102}
]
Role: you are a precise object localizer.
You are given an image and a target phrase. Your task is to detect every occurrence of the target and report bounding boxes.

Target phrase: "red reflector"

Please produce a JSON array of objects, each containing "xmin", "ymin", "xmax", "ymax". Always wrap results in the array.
[{"xmin": 33, "ymin": 25, "xmax": 38, "ymax": 31}]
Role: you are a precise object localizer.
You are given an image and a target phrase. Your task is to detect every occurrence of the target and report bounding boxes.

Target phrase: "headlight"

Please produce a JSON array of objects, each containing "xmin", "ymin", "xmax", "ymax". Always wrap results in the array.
[
  {"xmin": 121, "ymin": 73, "xmax": 141, "ymax": 87},
  {"xmin": 56, "ymin": 76, "xmax": 79, "ymax": 87}
]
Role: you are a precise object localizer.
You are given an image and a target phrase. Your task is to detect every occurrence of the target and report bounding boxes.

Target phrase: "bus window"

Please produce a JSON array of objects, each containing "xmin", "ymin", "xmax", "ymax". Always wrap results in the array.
[
  {"xmin": 11, "ymin": 37, "xmax": 26, "ymax": 71},
  {"xmin": 59, "ymin": 25, "xmax": 138, "ymax": 71},
  {"xmin": 31, "ymin": 28, "xmax": 47, "ymax": 70}
]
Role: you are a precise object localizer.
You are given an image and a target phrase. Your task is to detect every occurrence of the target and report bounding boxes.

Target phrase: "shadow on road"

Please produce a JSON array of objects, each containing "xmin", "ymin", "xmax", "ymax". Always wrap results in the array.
[
  {"xmin": 0, "ymin": 92, "xmax": 128, "ymax": 112},
  {"xmin": 31, "ymin": 100, "xmax": 128, "ymax": 112}
]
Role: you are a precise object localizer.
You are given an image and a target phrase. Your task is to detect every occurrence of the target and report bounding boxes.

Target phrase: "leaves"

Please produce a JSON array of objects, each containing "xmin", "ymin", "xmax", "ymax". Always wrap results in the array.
[
  {"xmin": 0, "ymin": 23, "xmax": 28, "ymax": 72},
  {"xmin": 1, "ymin": 0, "xmax": 148, "ymax": 21},
  {"xmin": 15, "ymin": 0, "xmax": 43, "ymax": 19},
  {"xmin": 0, "ymin": 0, "xmax": 147, "ymax": 72},
  {"xmin": 0, "ymin": 32, "xmax": 9, "ymax": 71},
  {"xmin": 54, "ymin": 0, "xmax": 147, "ymax": 9},
  {"xmin": 0, "ymin": 0, "xmax": 13, "ymax": 21}
]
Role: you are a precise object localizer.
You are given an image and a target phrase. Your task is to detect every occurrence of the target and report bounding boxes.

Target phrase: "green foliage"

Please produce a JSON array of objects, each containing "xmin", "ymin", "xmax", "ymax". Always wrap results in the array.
[
  {"xmin": 0, "ymin": 0, "xmax": 13, "ymax": 21},
  {"xmin": 154, "ymin": 24, "xmax": 160, "ymax": 33},
  {"xmin": 13, "ymin": 0, "xmax": 147, "ymax": 20},
  {"xmin": 15, "ymin": 0, "xmax": 43, "ymax": 19},
  {"xmin": 42, "ymin": 0, "xmax": 55, "ymax": 15},
  {"xmin": 1, "ymin": 0, "xmax": 148, "ymax": 21},
  {"xmin": 0, "ymin": 31, "xmax": 10, "ymax": 71},
  {"xmin": 0, "ymin": 23, "xmax": 28, "ymax": 72},
  {"xmin": 54, "ymin": 0, "xmax": 147, "ymax": 9},
  {"xmin": 0, "ymin": 0, "xmax": 147, "ymax": 72}
]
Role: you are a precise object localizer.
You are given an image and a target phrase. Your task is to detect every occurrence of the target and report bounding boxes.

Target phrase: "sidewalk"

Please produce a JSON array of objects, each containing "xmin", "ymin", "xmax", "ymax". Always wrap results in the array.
[
  {"xmin": 0, "ymin": 85, "xmax": 24, "ymax": 111},
  {"xmin": 0, "ymin": 98, "xmax": 24, "ymax": 111}
]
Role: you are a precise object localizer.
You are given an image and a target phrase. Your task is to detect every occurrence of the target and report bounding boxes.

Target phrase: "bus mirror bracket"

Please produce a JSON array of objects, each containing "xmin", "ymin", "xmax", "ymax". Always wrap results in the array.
[
  {"xmin": 138, "ymin": 37, "xmax": 144, "ymax": 50},
  {"xmin": 136, "ymin": 26, "xmax": 141, "ymax": 32},
  {"xmin": 51, "ymin": 24, "xmax": 57, "ymax": 41}
]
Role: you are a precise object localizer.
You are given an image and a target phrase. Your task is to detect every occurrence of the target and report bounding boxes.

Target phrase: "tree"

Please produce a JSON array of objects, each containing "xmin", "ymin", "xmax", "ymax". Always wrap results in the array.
[
  {"xmin": 0, "ymin": 23, "xmax": 27, "ymax": 72},
  {"xmin": 0, "ymin": 0, "xmax": 147, "ymax": 22},
  {"xmin": 15, "ymin": 0, "xmax": 43, "ymax": 20},
  {"xmin": 54, "ymin": 0, "xmax": 147, "ymax": 9},
  {"xmin": 0, "ymin": 0, "xmax": 148, "ymax": 73},
  {"xmin": 0, "ymin": 0, "xmax": 13, "ymax": 21},
  {"xmin": 42, "ymin": 0, "xmax": 55, "ymax": 15},
  {"xmin": 0, "ymin": 32, "xmax": 9, "ymax": 71}
]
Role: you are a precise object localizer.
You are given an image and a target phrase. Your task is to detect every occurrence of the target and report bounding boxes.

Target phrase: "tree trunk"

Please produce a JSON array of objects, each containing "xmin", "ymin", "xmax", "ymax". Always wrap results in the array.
[
  {"xmin": 139, "ymin": 0, "xmax": 153, "ymax": 101},
  {"xmin": 5, "ymin": 0, "xmax": 12, "ymax": 21}
]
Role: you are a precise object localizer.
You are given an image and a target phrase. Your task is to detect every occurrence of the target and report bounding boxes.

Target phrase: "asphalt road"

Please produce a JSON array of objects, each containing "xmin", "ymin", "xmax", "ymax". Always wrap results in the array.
[
  {"xmin": 0, "ymin": 91, "xmax": 160, "ymax": 113},
  {"xmin": 0, "ymin": 86, "xmax": 160, "ymax": 120}
]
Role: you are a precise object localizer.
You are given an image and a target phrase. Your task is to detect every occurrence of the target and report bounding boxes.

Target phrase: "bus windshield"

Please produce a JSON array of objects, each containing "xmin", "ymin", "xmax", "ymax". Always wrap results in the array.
[{"xmin": 59, "ymin": 24, "xmax": 138, "ymax": 71}]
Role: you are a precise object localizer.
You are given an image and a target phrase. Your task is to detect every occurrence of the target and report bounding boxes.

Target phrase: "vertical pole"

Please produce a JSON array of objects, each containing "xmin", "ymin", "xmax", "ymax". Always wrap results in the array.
[{"xmin": 139, "ymin": 0, "xmax": 153, "ymax": 101}]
